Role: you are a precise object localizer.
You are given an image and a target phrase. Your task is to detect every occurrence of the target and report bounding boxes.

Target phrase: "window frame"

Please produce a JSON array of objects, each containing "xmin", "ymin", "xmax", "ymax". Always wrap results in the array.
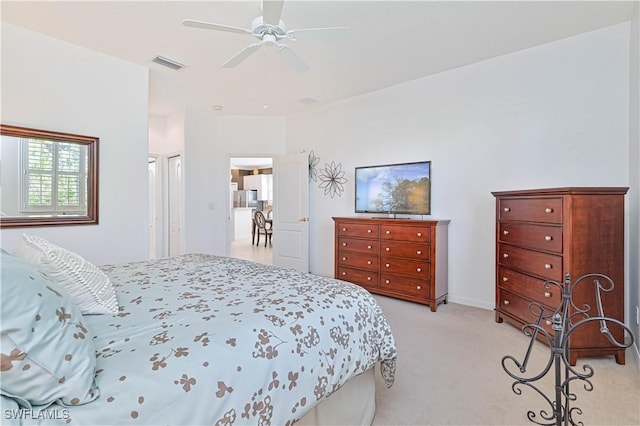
[{"xmin": 1, "ymin": 124, "xmax": 99, "ymax": 228}]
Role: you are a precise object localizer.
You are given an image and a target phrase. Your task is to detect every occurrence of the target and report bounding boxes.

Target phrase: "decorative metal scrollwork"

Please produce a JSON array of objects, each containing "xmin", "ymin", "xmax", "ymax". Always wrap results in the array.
[{"xmin": 502, "ymin": 273, "xmax": 634, "ymax": 426}]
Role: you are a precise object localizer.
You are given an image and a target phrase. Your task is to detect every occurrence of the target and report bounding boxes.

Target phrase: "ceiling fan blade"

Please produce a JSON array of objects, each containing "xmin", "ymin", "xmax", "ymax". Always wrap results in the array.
[
  {"xmin": 276, "ymin": 44, "xmax": 309, "ymax": 73},
  {"xmin": 183, "ymin": 19, "xmax": 252, "ymax": 35},
  {"xmin": 287, "ymin": 27, "xmax": 349, "ymax": 42},
  {"xmin": 222, "ymin": 42, "xmax": 262, "ymax": 68},
  {"xmin": 262, "ymin": 0, "xmax": 285, "ymax": 26}
]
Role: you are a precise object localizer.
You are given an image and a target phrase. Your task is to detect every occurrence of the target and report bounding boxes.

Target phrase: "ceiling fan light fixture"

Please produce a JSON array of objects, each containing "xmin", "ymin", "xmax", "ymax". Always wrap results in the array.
[{"xmin": 262, "ymin": 34, "xmax": 277, "ymax": 46}]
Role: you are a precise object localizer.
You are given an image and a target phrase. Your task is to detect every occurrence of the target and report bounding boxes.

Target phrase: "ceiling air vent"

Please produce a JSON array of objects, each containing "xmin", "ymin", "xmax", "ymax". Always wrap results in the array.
[{"xmin": 152, "ymin": 56, "xmax": 185, "ymax": 70}]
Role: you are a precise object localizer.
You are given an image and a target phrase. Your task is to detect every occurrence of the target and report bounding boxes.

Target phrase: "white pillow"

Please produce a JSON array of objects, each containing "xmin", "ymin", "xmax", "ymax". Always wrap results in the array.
[{"xmin": 13, "ymin": 234, "xmax": 118, "ymax": 315}]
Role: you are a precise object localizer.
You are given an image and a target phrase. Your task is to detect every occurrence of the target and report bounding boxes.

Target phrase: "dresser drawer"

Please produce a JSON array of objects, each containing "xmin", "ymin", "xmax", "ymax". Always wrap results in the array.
[
  {"xmin": 498, "ymin": 197, "xmax": 563, "ymax": 224},
  {"xmin": 380, "ymin": 241, "xmax": 430, "ymax": 260},
  {"xmin": 380, "ymin": 257, "xmax": 429, "ymax": 278},
  {"xmin": 338, "ymin": 237, "xmax": 379, "ymax": 253},
  {"xmin": 498, "ymin": 222, "xmax": 562, "ymax": 253},
  {"xmin": 497, "ymin": 267, "xmax": 561, "ymax": 309},
  {"xmin": 497, "ymin": 289, "xmax": 556, "ymax": 333},
  {"xmin": 337, "ymin": 266, "xmax": 378, "ymax": 288},
  {"xmin": 380, "ymin": 224, "xmax": 431, "ymax": 243},
  {"xmin": 337, "ymin": 222, "xmax": 379, "ymax": 238},
  {"xmin": 498, "ymin": 244, "xmax": 562, "ymax": 281},
  {"xmin": 337, "ymin": 251, "xmax": 378, "ymax": 270},
  {"xmin": 381, "ymin": 274, "xmax": 429, "ymax": 298}
]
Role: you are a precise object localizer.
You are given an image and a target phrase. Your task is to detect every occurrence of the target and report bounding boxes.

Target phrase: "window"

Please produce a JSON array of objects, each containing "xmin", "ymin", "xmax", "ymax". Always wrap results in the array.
[
  {"xmin": 1, "ymin": 124, "xmax": 98, "ymax": 228},
  {"xmin": 21, "ymin": 138, "xmax": 88, "ymax": 214}
]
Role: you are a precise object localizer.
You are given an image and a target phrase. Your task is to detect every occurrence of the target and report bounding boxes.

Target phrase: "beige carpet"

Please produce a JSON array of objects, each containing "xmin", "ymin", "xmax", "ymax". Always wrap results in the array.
[{"xmin": 370, "ymin": 296, "xmax": 640, "ymax": 426}]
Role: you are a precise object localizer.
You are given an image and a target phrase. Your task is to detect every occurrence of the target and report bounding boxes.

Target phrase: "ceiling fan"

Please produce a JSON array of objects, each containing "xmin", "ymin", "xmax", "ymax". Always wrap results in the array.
[{"xmin": 183, "ymin": 0, "xmax": 348, "ymax": 73}]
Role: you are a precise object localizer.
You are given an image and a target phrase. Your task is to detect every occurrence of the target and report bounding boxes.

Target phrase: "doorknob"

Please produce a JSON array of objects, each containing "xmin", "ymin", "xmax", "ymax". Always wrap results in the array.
[{"xmin": 299, "ymin": 217, "xmax": 308, "ymax": 222}]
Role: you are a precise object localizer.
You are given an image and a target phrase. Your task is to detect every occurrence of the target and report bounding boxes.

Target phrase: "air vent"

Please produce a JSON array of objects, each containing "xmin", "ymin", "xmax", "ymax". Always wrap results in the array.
[{"xmin": 152, "ymin": 56, "xmax": 185, "ymax": 70}]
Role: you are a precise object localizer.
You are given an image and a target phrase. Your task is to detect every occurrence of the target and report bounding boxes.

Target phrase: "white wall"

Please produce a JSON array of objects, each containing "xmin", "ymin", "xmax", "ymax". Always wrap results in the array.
[
  {"xmin": 216, "ymin": 116, "xmax": 286, "ymax": 255},
  {"xmin": 147, "ymin": 111, "xmax": 286, "ymax": 257},
  {"xmin": 149, "ymin": 112, "xmax": 185, "ymax": 155},
  {"xmin": 0, "ymin": 24, "xmax": 149, "ymax": 265},
  {"xmin": 287, "ymin": 23, "xmax": 631, "ymax": 310},
  {"xmin": 628, "ymin": 4, "xmax": 640, "ymax": 359}
]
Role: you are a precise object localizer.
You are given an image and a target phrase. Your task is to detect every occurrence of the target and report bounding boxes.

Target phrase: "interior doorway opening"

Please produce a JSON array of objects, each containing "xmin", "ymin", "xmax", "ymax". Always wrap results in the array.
[{"xmin": 229, "ymin": 156, "xmax": 273, "ymax": 266}]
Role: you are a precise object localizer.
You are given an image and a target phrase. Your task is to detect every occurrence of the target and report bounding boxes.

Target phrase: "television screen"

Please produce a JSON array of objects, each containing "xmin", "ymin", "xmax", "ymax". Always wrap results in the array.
[{"xmin": 355, "ymin": 161, "xmax": 431, "ymax": 215}]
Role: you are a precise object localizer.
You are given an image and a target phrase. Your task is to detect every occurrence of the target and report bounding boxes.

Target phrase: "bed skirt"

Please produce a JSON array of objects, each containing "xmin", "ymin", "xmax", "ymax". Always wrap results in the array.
[{"xmin": 297, "ymin": 367, "xmax": 376, "ymax": 425}]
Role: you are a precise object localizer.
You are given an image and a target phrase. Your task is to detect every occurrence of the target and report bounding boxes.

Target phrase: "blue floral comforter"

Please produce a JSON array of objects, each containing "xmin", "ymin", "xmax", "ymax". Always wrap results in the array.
[{"xmin": 4, "ymin": 254, "xmax": 397, "ymax": 425}]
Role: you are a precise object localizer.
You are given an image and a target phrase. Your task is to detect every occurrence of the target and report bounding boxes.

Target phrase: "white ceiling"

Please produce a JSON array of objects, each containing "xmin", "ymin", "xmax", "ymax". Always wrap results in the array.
[
  {"xmin": 1, "ymin": 1, "xmax": 636, "ymax": 117},
  {"xmin": 230, "ymin": 156, "xmax": 273, "ymax": 169}
]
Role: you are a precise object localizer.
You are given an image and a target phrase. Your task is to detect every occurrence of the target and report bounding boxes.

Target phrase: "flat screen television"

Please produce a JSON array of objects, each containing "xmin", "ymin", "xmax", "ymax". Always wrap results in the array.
[{"xmin": 355, "ymin": 161, "xmax": 431, "ymax": 215}]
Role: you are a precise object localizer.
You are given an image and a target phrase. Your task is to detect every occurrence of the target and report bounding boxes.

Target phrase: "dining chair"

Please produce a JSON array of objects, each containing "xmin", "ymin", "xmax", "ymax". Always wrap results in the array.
[{"xmin": 254, "ymin": 210, "xmax": 273, "ymax": 247}]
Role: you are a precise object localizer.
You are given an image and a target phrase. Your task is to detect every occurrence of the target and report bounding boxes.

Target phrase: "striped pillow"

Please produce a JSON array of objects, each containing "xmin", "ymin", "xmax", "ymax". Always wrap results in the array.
[{"xmin": 13, "ymin": 234, "xmax": 118, "ymax": 315}]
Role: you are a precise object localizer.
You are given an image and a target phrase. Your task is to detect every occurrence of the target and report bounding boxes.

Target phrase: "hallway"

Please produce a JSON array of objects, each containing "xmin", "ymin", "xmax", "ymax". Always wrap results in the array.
[{"xmin": 229, "ymin": 237, "xmax": 272, "ymax": 266}]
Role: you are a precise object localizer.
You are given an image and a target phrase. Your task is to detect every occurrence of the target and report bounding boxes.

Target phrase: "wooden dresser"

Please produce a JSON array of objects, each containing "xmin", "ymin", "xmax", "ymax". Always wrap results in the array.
[
  {"xmin": 492, "ymin": 187, "xmax": 628, "ymax": 364},
  {"xmin": 333, "ymin": 217, "xmax": 449, "ymax": 312}
]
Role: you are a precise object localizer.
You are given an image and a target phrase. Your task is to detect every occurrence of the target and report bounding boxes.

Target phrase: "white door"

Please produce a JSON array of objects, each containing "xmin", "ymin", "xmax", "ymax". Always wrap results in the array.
[
  {"xmin": 148, "ymin": 157, "xmax": 158, "ymax": 259},
  {"xmin": 168, "ymin": 154, "xmax": 183, "ymax": 256},
  {"xmin": 272, "ymin": 153, "xmax": 309, "ymax": 272}
]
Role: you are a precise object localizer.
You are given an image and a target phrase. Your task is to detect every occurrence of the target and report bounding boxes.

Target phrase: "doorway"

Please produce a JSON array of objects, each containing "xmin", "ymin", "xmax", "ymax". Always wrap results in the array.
[{"xmin": 228, "ymin": 156, "xmax": 273, "ymax": 265}]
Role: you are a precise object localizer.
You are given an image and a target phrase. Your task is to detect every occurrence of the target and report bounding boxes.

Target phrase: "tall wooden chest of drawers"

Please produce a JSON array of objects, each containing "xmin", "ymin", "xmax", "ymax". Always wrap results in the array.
[
  {"xmin": 333, "ymin": 217, "xmax": 449, "ymax": 312},
  {"xmin": 492, "ymin": 187, "xmax": 628, "ymax": 365}
]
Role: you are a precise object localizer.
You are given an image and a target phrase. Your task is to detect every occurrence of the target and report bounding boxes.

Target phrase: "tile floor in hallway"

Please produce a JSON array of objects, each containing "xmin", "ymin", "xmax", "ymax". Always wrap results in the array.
[{"xmin": 229, "ymin": 238, "xmax": 273, "ymax": 266}]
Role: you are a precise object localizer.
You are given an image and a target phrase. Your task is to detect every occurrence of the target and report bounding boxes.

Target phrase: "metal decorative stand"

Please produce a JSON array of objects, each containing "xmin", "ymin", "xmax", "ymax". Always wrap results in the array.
[{"xmin": 502, "ymin": 273, "xmax": 634, "ymax": 426}]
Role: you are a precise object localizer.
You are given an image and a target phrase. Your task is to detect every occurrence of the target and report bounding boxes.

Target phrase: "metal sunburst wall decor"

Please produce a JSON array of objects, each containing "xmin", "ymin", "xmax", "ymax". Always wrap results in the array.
[{"xmin": 318, "ymin": 160, "xmax": 347, "ymax": 198}]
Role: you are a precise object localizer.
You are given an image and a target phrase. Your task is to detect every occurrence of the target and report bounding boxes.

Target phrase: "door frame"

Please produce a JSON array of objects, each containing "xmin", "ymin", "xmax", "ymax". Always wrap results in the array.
[
  {"xmin": 225, "ymin": 154, "xmax": 274, "ymax": 258},
  {"xmin": 148, "ymin": 155, "xmax": 162, "ymax": 259},
  {"xmin": 167, "ymin": 152, "xmax": 184, "ymax": 257}
]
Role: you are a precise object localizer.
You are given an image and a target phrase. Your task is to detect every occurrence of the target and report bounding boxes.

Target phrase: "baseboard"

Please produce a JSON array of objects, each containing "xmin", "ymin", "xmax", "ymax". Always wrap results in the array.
[{"xmin": 447, "ymin": 295, "xmax": 493, "ymax": 310}]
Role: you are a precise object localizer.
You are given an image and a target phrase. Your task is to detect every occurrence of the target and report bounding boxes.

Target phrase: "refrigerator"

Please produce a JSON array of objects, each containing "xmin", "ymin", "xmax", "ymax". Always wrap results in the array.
[{"xmin": 233, "ymin": 190, "xmax": 258, "ymax": 208}]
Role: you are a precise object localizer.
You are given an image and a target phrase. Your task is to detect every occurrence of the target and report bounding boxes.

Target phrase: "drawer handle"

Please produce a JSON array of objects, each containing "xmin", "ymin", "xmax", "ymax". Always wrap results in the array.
[
  {"xmin": 545, "ymin": 236, "xmax": 553, "ymax": 242},
  {"xmin": 503, "ymin": 253, "xmax": 509, "ymax": 259},
  {"xmin": 367, "ymin": 229, "xmax": 372, "ymax": 233},
  {"xmin": 385, "ymin": 247, "xmax": 390, "ymax": 251},
  {"xmin": 341, "ymin": 272, "xmax": 347, "ymax": 276},
  {"xmin": 503, "ymin": 230, "xmax": 510, "ymax": 235},
  {"xmin": 544, "ymin": 263, "xmax": 552, "ymax": 270},
  {"xmin": 416, "ymin": 267, "xmax": 422, "ymax": 273},
  {"xmin": 503, "ymin": 300, "xmax": 510, "ymax": 305},
  {"xmin": 502, "ymin": 277, "xmax": 508, "ymax": 282},
  {"xmin": 545, "ymin": 320, "xmax": 552, "ymax": 326},
  {"xmin": 416, "ymin": 250, "xmax": 422, "ymax": 255},
  {"xmin": 544, "ymin": 292, "xmax": 551, "ymax": 298},
  {"xmin": 342, "ymin": 227, "xmax": 347, "ymax": 232},
  {"xmin": 385, "ymin": 263, "xmax": 390, "ymax": 268},
  {"xmin": 342, "ymin": 257, "xmax": 347, "ymax": 261},
  {"xmin": 416, "ymin": 285, "xmax": 422, "ymax": 290},
  {"xmin": 342, "ymin": 242, "xmax": 347, "ymax": 246},
  {"xmin": 417, "ymin": 232, "xmax": 422, "ymax": 237},
  {"xmin": 385, "ymin": 230, "xmax": 391, "ymax": 235},
  {"xmin": 367, "ymin": 260, "xmax": 372, "ymax": 265},
  {"xmin": 385, "ymin": 279, "xmax": 390, "ymax": 284},
  {"xmin": 503, "ymin": 207, "xmax": 511, "ymax": 212},
  {"xmin": 367, "ymin": 276, "xmax": 372, "ymax": 281},
  {"xmin": 545, "ymin": 208, "xmax": 553, "ymax": 213},
  {"xmin": 367, "ymin": 245, "xmax": 372, "ymax": 249}
]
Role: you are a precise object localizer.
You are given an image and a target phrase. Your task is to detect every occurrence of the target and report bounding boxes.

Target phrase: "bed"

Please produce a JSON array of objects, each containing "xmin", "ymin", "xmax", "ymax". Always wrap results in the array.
[{"xmin": 1, "ymin": 240, "xmax": 397, "ymax": 426}]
